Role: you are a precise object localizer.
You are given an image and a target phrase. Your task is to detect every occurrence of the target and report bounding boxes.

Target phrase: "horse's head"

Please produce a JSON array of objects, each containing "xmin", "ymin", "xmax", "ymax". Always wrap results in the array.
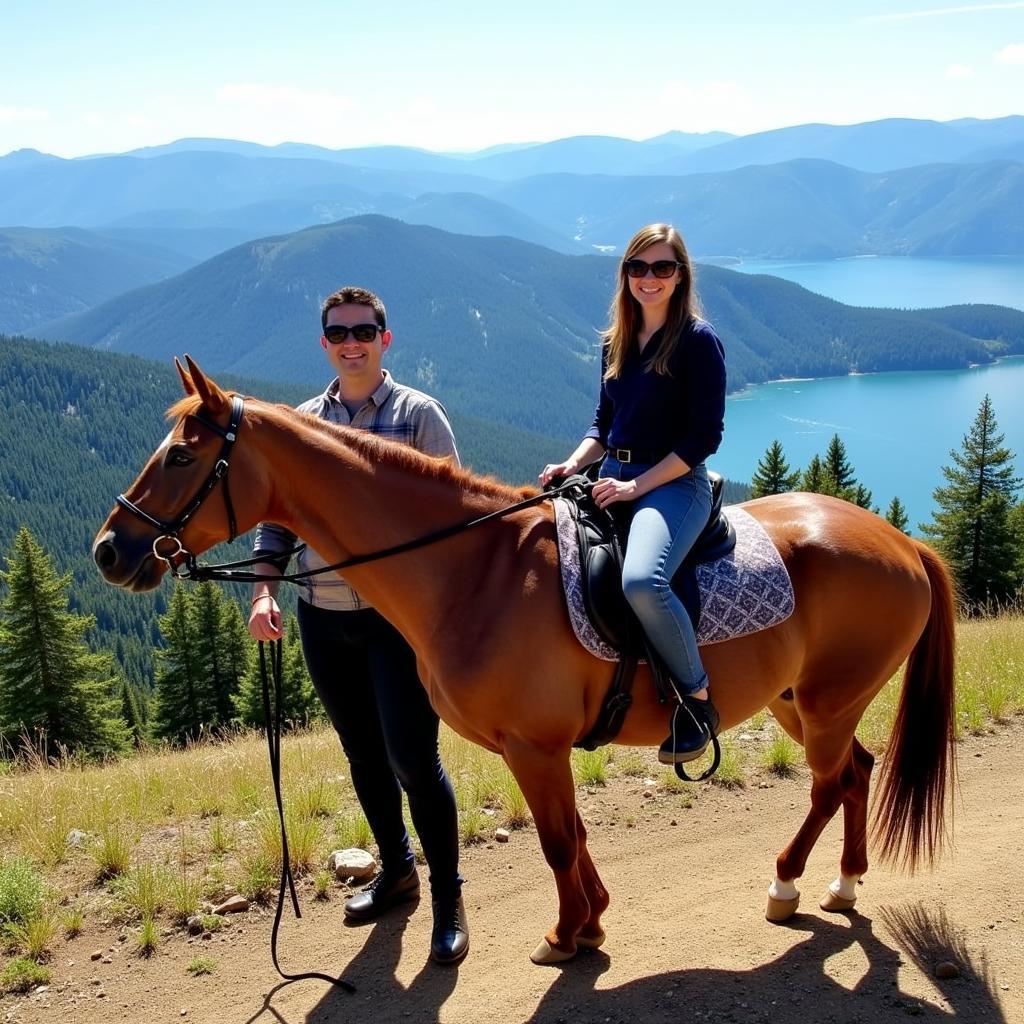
[{"xmin": 93, "ymin": 356, "xmax": 250, "ymax": 592}]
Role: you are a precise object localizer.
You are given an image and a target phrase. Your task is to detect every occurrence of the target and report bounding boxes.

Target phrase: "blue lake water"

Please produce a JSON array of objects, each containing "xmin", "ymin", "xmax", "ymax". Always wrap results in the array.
[
  {"xmin": 712, "ymin": 357, "xmax": 1024, "ymax": 531},
  {"xmin": 725, "ymin": 255, "xmax": 1024, "ymax": 311}
]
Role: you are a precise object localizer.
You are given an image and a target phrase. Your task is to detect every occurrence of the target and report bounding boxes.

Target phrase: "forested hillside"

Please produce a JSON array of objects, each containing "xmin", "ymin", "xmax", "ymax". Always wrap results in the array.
[
  {"xmin": 0, "ymin": 336, "xmax": 575, "ymax": 689},
  {"xmin": 36, "ymin": 217, "xmax": 1024, "ymax": 437},
  {"xmin": 0, "ymin": 226, "xmax": 194, "ymax": 333}
]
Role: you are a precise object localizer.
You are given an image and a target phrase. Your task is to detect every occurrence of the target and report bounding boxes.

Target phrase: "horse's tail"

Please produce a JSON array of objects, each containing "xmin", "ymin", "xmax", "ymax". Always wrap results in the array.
[{"xmin": 872, "ymin": 541, "xmax": 957, "ymax": 870}]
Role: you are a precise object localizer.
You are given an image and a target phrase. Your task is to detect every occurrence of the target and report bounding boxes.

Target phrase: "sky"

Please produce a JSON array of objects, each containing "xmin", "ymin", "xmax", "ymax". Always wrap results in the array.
[{"xmin": 2, "ymin": 0, "xmax": 1023, "ymax": 158}]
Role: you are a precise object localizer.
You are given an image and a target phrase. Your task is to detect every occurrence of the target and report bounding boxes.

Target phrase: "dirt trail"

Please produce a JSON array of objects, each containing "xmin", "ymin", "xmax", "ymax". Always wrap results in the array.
[{"xmin": 6, "ymin": 724, "xmax": 1022, "ymax": 1024}]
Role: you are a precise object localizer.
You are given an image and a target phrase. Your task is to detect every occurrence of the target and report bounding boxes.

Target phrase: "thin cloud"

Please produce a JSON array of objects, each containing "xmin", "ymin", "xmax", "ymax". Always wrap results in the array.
[
  {"xmin": 994, "ymin": 42, "xmax": 1024, "ymax": 62},
  {"xmin": 864, "ymin": 2, "xmax": 1024, "ymax": 22},
  {"xmin": 945, "ymin": 63, "xmax": 975, "ymax": 77},
  {"xmin": 0, "ymin": 105, "xmax": 49, "ymax": 124}
]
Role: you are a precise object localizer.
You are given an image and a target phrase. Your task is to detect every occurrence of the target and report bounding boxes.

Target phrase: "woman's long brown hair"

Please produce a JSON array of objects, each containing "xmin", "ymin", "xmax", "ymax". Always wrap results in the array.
[{"xmin": 603, "ymin": 223, "xmax": 702, "ymax": 380}]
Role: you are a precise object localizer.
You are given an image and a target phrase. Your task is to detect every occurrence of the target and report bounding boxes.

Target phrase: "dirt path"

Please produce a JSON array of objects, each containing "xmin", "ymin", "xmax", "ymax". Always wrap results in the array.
[{"xmin": 7, "ymin": 724, "xmax": 1022, "ymax": 1024}]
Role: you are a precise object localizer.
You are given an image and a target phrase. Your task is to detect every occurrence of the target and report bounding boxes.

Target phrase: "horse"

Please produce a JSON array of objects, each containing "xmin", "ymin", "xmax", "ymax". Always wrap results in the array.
[{"xmin": 92, "ymin": 357, "xmax": 956, "ymax": 965}]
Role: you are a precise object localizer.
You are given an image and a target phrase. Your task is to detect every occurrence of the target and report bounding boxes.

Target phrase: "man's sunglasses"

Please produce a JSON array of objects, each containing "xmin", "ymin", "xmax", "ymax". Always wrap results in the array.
[
  {"xmin": 623, "ymin": 259, "xmax": 683, "ymax": 279},
  {"xmin": 323, "ymin": 323, "xmax": 381, "ymax": 344}
]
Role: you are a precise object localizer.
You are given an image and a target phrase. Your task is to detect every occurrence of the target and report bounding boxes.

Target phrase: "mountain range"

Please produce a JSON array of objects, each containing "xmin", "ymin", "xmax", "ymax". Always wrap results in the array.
[{"xmin": 3, "ymin": 123, "xmax": 1021, "ymax": 269}]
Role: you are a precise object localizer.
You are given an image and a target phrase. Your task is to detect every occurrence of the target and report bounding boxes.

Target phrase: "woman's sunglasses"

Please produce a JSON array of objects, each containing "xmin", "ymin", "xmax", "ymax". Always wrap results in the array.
[
  {"xmin": 623, "ymin": 259, "xmax": 683, "ymax": 279},
  {"xmin": 323, "ymin": 323, "xmax": 381, "ymax": 344}
]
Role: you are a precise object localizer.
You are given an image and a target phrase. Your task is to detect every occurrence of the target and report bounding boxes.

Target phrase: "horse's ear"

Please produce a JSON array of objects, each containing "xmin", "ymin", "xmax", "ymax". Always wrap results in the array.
[
  {"xmin": 183, "ymin": 354, "xmax": 228, "ymax": 414},
  {"xmin": 175, "ymin": 357, "xmax": 197, "ymax": 395}
]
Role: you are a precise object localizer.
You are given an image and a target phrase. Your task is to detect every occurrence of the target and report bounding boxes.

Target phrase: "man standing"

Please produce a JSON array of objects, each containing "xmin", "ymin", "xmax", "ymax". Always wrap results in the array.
[{"xmin": 248, "ymin": 286, "xmax": 468, "ymax": 965}]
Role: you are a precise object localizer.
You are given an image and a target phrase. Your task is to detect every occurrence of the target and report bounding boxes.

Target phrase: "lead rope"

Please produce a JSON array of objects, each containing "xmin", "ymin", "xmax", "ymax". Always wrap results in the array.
[{"xmin": 259, "ymin": 639, "xmax": 356, "ymax": 994}]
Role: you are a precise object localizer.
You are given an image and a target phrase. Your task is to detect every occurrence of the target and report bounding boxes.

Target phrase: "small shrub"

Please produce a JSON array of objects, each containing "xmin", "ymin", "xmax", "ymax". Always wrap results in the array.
[
  {"xmin": 296, "ymin": 780, "xmax": 337, "ymax": 819},
  {"xmin": 187, "ymin": 956, "xmax": 216, "ymax": 976},
  {"xmin": 572, "ymin": 748, "xmax": 610, "ymax": 787},
  {"xmin": 169, "ymin": 868, "xmax": 201, "ymax": 923},
  {"xmin": 0, "ymin": 957, "xmax": 51, "ymax": 993},
  {"xmin": 0, "ymin": 856, "xmax": 45, "ymax": 927},
  {"xmin": 709, "ymin": 736, "xmax": 746, "ymax": 790},
  {"xmin": 62, "ymin": 903, "xmax": 84, "ymax": 938},
  {"xmin": 612, "ymin": 750, "xmax": 647, "ymax": 777},
  {"xmin": 659, "ymin": 769, "xmax": 694, "ymax": 796},
  {"xmin": 6, "ymin": 911, "xmax": 57, "ymax": 961},
  {"xmin": 111, "ymin": 862, "xmax": 168, "ymax": 920},
  {"xmin": 333, "ymin": 812, "xmax": 373, "ymax": 852},
  {"xmin": 313, "ymin": 870, "xmax": 332, "ymax": 901},
  {"xmin": 136, "ymin": 914, "xmax": 158, "ymax": 957},
  {"xmin": 92, "ymin": 827, "xmax": 134, "ymax": 880},
  {"xmin": 200, "ymin": 914, "xmax": 225, "ymax": 932},
  {"xmin": 237, "ymin": 850, "xmax": 276, "ymax": 904},
  {"xmin": 762, "ymin": 731, "xmax": 801, "ymax": 778},
  {"xmin": 459, "ymin": 807, "xmax": 487, "ymax": 846},
  {"xmin": 496, "ymin": 773, "xmax": 531, "ymax": 829}
]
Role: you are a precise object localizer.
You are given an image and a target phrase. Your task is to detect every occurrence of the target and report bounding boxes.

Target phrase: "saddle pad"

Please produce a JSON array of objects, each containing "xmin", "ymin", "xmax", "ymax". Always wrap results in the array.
[{"xmin": 552, "ymin": 501, "xmax": 795, "ymax": 661}]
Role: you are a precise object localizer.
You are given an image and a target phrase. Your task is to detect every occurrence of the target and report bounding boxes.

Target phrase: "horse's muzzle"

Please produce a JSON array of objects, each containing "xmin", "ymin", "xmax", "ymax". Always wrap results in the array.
[{"xmin": 92, "ymin": 529, "xmax": 164, "ymax": 592}]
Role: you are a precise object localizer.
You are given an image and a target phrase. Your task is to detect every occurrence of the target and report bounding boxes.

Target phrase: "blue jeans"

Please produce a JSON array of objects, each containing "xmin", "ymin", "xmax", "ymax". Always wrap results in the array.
[
  {"xmin": 602, "ymin": 457, "xmax": 713, "ymax": 697},
  {"xmin": 297, "ymin": 601, "xmax": 462, "ymax": 897}
]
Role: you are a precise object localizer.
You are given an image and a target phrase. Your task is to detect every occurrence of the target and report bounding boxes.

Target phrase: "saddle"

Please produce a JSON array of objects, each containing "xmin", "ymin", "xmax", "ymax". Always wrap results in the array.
[{"xmin": 551, "ymin": 468, "xmax": 736, "ymax": 751}]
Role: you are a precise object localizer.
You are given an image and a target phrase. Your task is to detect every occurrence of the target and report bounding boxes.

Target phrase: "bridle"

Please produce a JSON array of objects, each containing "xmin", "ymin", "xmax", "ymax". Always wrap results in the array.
[{"xmin": 115, "ymin": 395, "xmax": 244, "ymax": 568}]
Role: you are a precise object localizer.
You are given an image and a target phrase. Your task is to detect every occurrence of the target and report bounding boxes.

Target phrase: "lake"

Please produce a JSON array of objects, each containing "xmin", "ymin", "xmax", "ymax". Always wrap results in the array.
[
  {"xmin": 713, "ymin": 357, "xmax": 1024, "ymax": 532},
  {"xmin": 724, "ymin": 255, "xmax": 1024, "ymax": 311}
]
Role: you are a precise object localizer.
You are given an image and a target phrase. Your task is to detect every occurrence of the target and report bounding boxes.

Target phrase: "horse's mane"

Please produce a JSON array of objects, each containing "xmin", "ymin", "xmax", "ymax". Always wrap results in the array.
[{"xmin": 165, "ymin": 393, "xmax": 539, "ymax": 504}]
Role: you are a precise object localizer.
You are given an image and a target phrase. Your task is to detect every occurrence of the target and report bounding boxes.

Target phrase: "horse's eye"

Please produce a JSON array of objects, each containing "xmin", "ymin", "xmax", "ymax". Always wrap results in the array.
[{"xmin": 167, "ymin": 448, "xmax": 194, "ymax": 467}]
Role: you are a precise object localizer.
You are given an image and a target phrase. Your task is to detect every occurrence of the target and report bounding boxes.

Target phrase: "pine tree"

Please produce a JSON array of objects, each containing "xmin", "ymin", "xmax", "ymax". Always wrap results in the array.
[
  {"xmin": 190, "ymin": 582, "xmax": 246, "ymax": 728},
  {"xmin": 800, "ymin": 455, "xmax": 829, "ymax": 494},
  {"xmin": 885, "ymin": 497, "xmax": 911, "ymax": 534},
  {"xmin": 234, "ymin": 616, "xmax": 318, "ymax": 729},
  {"xmin": 151, "ymin": 585, "xmax": 211, "ymax": 743},
  {"xmin": 0, "ymin": 528, "xmax": 129, "ymax": 758},
  {"xmin": 750, "ymin": 440, "xmax": 800, "ymax": 498},
  {"xmin": 850, "ymin": 483, "xmax": 877, "ymax": 513},
  {"xmin": 920, "ymin": 395, "xmax": 1021, "ymax": 608},
  {"xmin": 824, "ymin": 434, "xmax": 856, "ymax": 494},
  {"xmin": 119, "ymin": 680, "xmax": 148, "ymax": 747}
]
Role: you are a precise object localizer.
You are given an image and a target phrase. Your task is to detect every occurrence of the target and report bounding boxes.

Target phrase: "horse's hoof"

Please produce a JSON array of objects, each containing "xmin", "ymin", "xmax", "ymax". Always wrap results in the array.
[
  {"xmin": 819, "ymin": 889, "xmax": 857, "ymax": 913},
  {"xmin": 530, "ymin": 937, "xmax": 577, "ymax": 964},
  {"xmin": 765, "ymin": 893, "xmax": 801, "ymax": 922},
  {"xmin": 575, "ymin": 927, "xmax": 606, "ymax": 949}
]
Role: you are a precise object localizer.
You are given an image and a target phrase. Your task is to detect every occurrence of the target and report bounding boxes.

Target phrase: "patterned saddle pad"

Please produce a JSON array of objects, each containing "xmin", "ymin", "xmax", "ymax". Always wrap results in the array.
[{"xmin": 552, "ymin": 501, "xmax": 795, "ymax": 661}]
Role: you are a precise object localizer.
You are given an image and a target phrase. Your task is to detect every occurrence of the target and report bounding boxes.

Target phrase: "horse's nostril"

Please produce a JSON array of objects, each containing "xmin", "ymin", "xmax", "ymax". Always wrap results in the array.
[{"xmin": 94, "ymin": 539, "xmax": 118, "ymax": 571}]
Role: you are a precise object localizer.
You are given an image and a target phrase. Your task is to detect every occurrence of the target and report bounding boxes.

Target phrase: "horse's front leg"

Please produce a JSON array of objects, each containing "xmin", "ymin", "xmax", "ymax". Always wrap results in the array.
[{"xmin": 503, "ymin": 738, "xmax": 590, "ymax": 964}]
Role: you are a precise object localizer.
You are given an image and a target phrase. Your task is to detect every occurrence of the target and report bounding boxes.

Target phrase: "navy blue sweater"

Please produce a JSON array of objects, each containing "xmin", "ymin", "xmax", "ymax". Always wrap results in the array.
[{"xmin": 585, "ymin": 319, "xmax": 726, "ymax": 469}]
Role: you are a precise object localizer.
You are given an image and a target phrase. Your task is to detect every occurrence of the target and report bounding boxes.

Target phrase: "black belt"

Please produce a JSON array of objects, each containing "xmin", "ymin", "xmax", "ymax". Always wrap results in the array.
[{"xmin": 609, "ymin": 447, "xmax": 665, "ymax": 464}]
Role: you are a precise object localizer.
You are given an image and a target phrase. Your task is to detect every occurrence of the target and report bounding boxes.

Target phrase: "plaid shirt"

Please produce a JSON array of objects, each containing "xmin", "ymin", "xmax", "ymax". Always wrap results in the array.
[{"xmin": 252, "ymin": 370, "xmax": 459, "ymax": 610}]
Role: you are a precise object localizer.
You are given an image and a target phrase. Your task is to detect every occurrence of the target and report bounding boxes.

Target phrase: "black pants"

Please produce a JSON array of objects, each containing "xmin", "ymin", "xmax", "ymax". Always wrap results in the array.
[{"xmin": 297, "ymin": 600, "xmax": 462, "ymax": 896}]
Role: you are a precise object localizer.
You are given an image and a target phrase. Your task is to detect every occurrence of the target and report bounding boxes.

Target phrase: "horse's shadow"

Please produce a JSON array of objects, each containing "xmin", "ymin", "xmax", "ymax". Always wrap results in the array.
[
  {"xmin": 526, "ymin": 907, "xmax": 1005, "ymax": 1024},
  {"xmin": 250, "ymin": 904, "xmax": 1005, "ymax": 1024}
]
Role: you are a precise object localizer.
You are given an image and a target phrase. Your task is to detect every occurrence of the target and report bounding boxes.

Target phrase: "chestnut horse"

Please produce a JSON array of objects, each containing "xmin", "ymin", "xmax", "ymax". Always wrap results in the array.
[{"xmin": 93, "ymin": 358, "xmax": 956, "ymax": 965}]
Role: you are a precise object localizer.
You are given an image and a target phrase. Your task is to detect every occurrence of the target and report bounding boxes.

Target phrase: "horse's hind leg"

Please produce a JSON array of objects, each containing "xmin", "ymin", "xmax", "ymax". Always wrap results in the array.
[
  {"xmin": 766, "ymin": 716, "xmax": 860, "ymax": 923},
  {"xmin": 820, "ymin": 737, "xmax": 874, "ymax": 913},
  {"xmin": 574, "ymin": 810, "xmax": 609, "ymax": 948},
  {"xmin": 502, "ymin": 738, "xmax": 590, "ymax": 964}
]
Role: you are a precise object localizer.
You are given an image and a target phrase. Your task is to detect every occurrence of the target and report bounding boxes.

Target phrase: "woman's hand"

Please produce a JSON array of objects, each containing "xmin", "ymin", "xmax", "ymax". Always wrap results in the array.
[
  {"xmin": 539, "ymin": 459, "xmax": 579, "ymax": 486},
  {"xmin": 591, "ymin": 476, "xmax": 640, "ymax": 509},
  {"xmin": 248, "ymin": 593, "xmax": 283, "ymax": 641}
]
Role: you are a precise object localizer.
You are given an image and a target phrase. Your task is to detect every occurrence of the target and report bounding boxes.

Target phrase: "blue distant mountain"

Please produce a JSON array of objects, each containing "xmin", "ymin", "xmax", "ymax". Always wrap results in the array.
[{"xmin": 0, "ymin": 226, "xmax": 195, "ymax": 333}]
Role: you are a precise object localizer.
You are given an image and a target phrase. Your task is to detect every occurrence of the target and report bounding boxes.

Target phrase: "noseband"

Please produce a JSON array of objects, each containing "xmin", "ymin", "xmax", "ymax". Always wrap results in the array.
[{"xmin": 115, "ymin": 395, "xmax": 245, "ymax": 570}]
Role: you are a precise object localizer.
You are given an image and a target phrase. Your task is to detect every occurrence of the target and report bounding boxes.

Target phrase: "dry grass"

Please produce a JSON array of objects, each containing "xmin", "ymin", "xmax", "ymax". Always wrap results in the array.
[{"xmin": 0, "ymin": 612, "xmax": 1017, "ymax": 955}]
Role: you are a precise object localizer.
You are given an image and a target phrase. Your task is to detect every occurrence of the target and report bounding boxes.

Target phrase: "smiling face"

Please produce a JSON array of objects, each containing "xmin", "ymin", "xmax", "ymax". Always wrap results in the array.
[
  {"xmin": 626, "ymin": 241, "xmax": 682, "ymax": 317},
  {"xmin": 321, "ymin": 302, "xmax": 392, "ymax": 388}
]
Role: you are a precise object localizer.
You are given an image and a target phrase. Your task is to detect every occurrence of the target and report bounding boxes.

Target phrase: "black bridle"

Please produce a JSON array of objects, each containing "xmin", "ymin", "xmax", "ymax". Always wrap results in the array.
[{"xmin": 115, "ymin": 395, "xmax": 245, "ymax": 565}]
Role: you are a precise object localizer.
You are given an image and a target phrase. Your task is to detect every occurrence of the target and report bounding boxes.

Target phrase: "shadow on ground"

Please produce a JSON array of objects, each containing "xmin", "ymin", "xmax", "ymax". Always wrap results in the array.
[{"xmin": 256, "ymin": 904, "xmax": 1005, "ymax": 1024}]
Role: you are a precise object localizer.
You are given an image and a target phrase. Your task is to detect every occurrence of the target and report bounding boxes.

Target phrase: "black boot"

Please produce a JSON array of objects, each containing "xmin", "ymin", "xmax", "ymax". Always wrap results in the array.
[
  {"xmin": 343, "ymin": 867, "xmax": 420, "ymax": 920},
  {"xmin": 657, "ymin": 694, "xmax": 720, "ymax": 764},
  {"xmin": 430, "ymin": 890, "xmax": 469, "ymax": 965}
]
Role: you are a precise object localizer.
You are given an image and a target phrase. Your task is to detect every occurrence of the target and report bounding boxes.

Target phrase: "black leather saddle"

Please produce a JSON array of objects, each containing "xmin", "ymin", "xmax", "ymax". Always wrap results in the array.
[{"xmin": 551, "ymin": 467, "xmax": 736, "ymax": 750}]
